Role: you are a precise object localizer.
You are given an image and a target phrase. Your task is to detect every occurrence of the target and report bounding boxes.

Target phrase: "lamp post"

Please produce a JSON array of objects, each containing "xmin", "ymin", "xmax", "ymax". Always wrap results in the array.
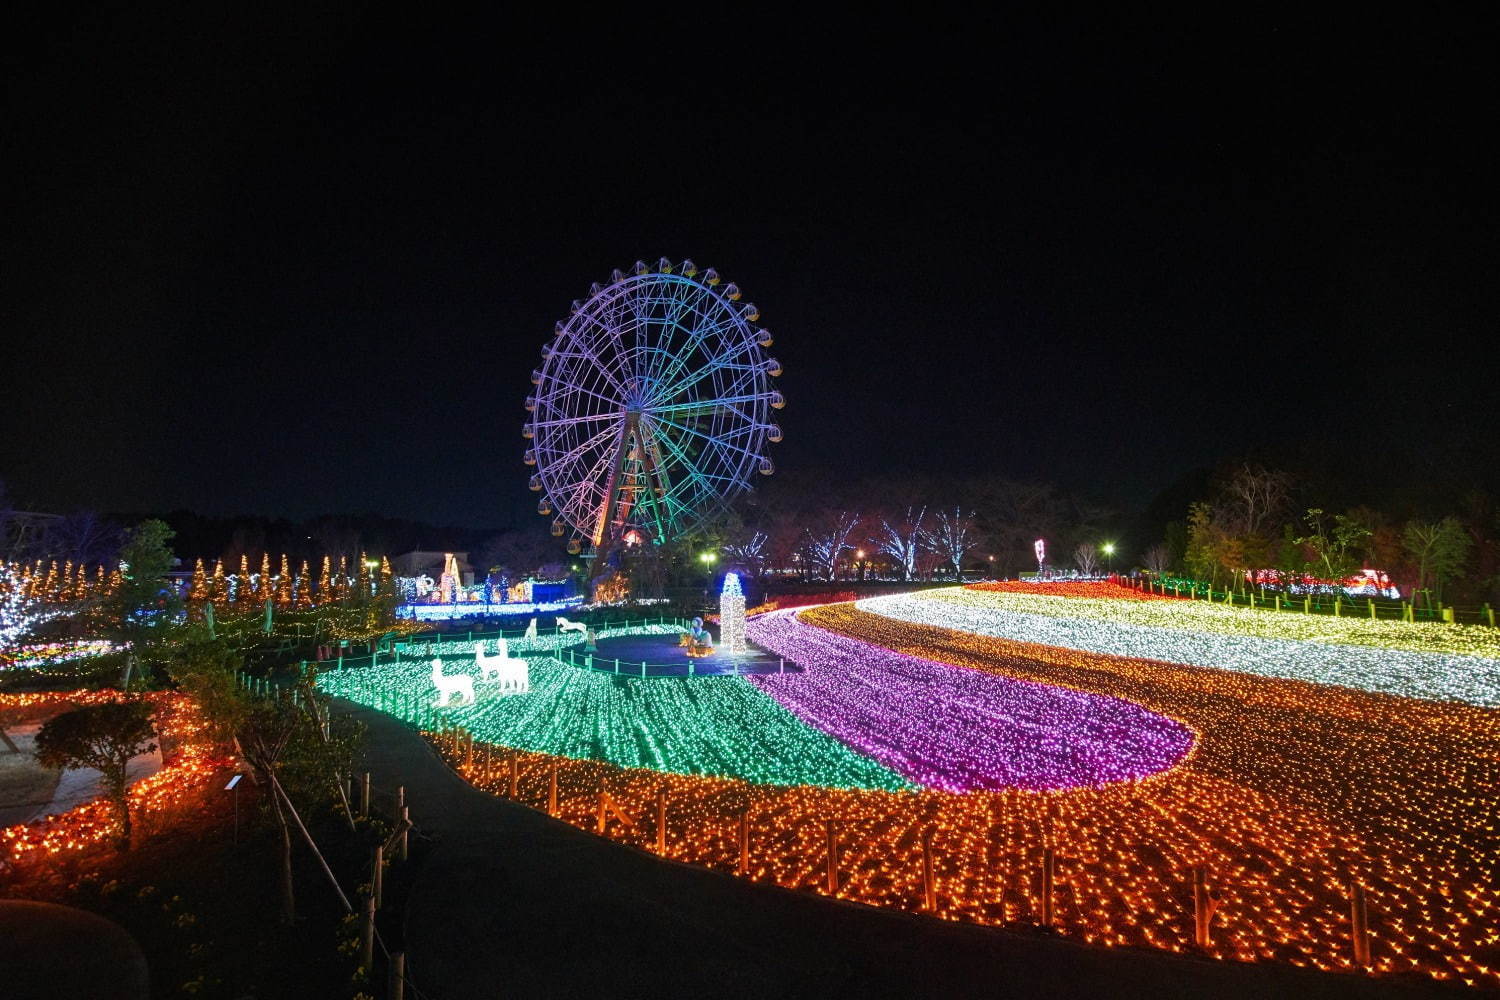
[
  {"xmin": 699, "ymin": 551, "xmax": 717, "ymax": 596},
  {"xmin": 1101, "ymin": 543, "xmax": 1115, "ymax": 578},
  {"xmin": 364, "ymin": 559, "xmax": 380, "ymax": 597},
  {"xmin": 855, "ymin": 549, "xmax": 865, "ymax": 582}
]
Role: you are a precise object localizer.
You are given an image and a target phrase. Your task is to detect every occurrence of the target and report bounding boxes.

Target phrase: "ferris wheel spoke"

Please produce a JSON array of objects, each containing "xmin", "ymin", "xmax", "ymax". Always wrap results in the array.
[
  {"xmin": 538, "ymin": 381, "xmax": 629, "ymax": 413},
  {"xmin": 645, "ymin": 316, "xmax": 743, "ymax": 404},
  {"xmin": 529, "ymin": 411, "xmax": 625, "ymax": 431},
  {"xmin": 646, "ymin": 413, "xmax": 762, "ymax": 468},
  {"xmin": 538, "ymin": 421, "xmax": 624, "ymax": 473},
  {"xmin": 649, "ymin": 347, "xmax": 761, "ymax": 407},
  {"xmin": 648, "ymin": 392, "xmax": 778, "ymax": 417},
  {"xmin": 641, "ymin": 430, "xmax": 733, "ymax": 508},
  {"xmin": 563, "ymin": 319, "xmax": 630, "ymax": 394},
  {"xmin": 548, "ymin": 347, "xmax": 626, "ymax": 395}
]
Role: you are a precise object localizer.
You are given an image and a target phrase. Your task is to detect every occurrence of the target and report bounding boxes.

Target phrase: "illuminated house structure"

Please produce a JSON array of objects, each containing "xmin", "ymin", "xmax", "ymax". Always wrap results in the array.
[{"xmin": 391, "ymin": 551, "xmax": 476, "ymax": 588}]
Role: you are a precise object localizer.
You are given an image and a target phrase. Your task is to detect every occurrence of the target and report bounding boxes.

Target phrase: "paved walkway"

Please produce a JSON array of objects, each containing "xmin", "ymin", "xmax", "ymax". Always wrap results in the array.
[{"xmin": 342, "ymin": 700, "xmax": 1448, "ymax": 1000}]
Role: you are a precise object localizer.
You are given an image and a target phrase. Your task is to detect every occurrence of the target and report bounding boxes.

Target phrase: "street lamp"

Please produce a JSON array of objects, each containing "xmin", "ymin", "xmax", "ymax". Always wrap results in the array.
[
  {"xmin": 1101, "ymin": 543, "xmax": 1115, "ymax": 577},
  {"xmin": 699, "ymin": 551, "xmax": 717, "ymax": 593},
  {"xmin": 364, "ymin": 559, "xmax": 380, "ymax": 596},
  {"xmin": 855, "ymin": 549, "xmax": 865, "ymax": 582}
]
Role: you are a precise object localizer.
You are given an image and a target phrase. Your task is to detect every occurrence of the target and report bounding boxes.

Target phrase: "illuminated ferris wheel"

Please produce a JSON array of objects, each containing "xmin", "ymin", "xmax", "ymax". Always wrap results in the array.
[{"xmin": 524, "ymin": 258, "xmax": 784, "ymax": 557}]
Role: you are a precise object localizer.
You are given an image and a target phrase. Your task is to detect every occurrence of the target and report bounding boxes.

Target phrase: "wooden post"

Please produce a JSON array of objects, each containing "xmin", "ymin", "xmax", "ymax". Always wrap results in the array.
[
  {"xmin": 1350, "ymin": 881, "xmax": 1372, "ymax": 969},
  {"xmin": 548, "ymin": 762, "xmax": 559, "ymax": 816},
  {"xmin": 825, "ymin": 820, "xmax": 839, "ymax": 895},
  {"xmin": 359, "ymin": 895, "xmax": 375, "ymax": 972},
  {"xmin": 398, "ymin": 806, "xmax": 409, "ymax": 861},
  {"xmin": 921, "ymin": 827, "xmax": 937, "ymax": 913},
  {"xmin": 1274, "ymin": 594, "xmax": 1282, "ymax": 611},
  {"xmin": 395, "ymin": 785, "xmax": 404, "ymax": 817},
  {"xmin": 737, "ymin": 810, "xmax": 750, "ymax": 875},
  {"xmin": 360, "ymin": 772, "xmax": 371, "ymax": 818},
  {"xmin": 387, "ymin": 951, "xmax": 405, "ymax": 1000},
  {"xmin": 1039, "ymin": 847, "xmax": 1055, "ymax": 927},
  {"xmin": 657, "ymin": 791, "xmax": 669, "ymax": 856},
  {"xmin": 1192, "ymin": 865, "xmax": 1218, "ymax": 948},
  {"xmin": 464, "ymin": 730, "xmax": 473, "ymax": 771},
  {"xmin": 508, "ymin": 753, "xmax": 519, "ymax": 798},
  {"xmin": 372, "ymin": 845, "xmax": 384, "ymax": 910},
  {"xmin": 1304, "ymin": 596, "xmax": 1311, "ymax": 614},
  {"xmin": 596, "ymin": 789, "xmax": 608, "ymax": 834}
]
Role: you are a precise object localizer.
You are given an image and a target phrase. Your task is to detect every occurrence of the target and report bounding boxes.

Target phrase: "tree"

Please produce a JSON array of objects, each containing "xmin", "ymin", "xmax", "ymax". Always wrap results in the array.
[
  {"xmin": 1142, "ymin": 544, "xmax": 1171, "ymax": 577},
  {"xmin": 1219, "ymin": 464, "xmax": 1291, "ymax": 538},
  {"xmin": 34, "ymin": 700, "xmax": 157, "ymax": 850},
  {"xmin": 47, "ymin": 511, "xmax": 121, "ymax": 565},
  {"xmin": 1184, "ymin": 502, "xmax": 1225, "ymax": 586},
  {"xmin": 237, "ymin": 688, "xmax": 363, "ymax": 924},
  {"xmin": 1403, "ymin": 518, "xmax": 1471, "ymax": 607},
  {"xmin": 112, "ymin": 519, "xmax": 180, "ymax": 641},
  {"xmin": 1073, "ymin": 543, "xmax": 1099, "ymax": 577},
  {"xmin": 804, "ymin": 510, "xmax": 861, "ymax": 581},
  {"xmin": 921, "ymin": 507, "xmax": 979, "ymax": 579},
  {"xmin": 1296, "ymin": 509, "xmax": 1372, "ymax": 592},
  {"xmin": 874, "ymin": 506, "xmax": 926, "ymax": 581},
  {"xmin": 723, "ymin": 529, "xmax": 770, "ymax": 581}
]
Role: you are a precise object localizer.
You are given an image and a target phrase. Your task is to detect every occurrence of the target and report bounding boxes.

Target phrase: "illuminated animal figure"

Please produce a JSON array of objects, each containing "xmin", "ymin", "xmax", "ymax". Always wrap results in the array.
[
  {"xmin": 474, "ymin": 639, "xmax": 530, "ymax": 694},
  {"xmin": 475, "ymin": 640, "xmax": 508, "ymax": 682},
  {"xmin": 431, "ymin": 658, "xmax": 474, "ymax": 707},
  {"xmin": 556, "ymin": 616, "xmax": 587, "ymax": 635},
  {"xmin": 524, "ymin": 618, "xmax": 538, "ymax": 640},
  {"xmin": 499, "ymin": 656, "xmax": 530, "ymax": 695}
]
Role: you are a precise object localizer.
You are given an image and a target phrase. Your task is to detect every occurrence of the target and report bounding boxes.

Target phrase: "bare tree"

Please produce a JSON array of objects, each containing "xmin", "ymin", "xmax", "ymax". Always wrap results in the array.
[
  {"xmin": 1142, "ymin": 544, "xmax": 1171, "ymax": 577},
  {"xmin": 874, "ymin": 506, "xmax": 926, "ymax": 581},
  {"xmin": 805, "ymin": 510, "xmax": 861, "ymax": 581},
  {"xmin": 47, "ymin": 511, "xmax": 121, "ymax": 565},
  {"xmin": 1220, "ymin": 464, "xmax": 1291, "ymax": 537},
  {"xmin": 723, "ymin": 530, "xmax": 769, "ymax": 580},
  {"xmin": 921, "ymin": 507, "xmax": 978, "ymax": 579},
  {"xmin": 1073, "ymin": 542, "xmax": 1099, "ymax": 577}
]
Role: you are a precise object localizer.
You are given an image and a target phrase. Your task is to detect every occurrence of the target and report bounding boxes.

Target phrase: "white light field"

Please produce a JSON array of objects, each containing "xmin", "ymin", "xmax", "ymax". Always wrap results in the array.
[{"xmin": 856, "ymin": 592, "xmax": 1500, "ymax": 708}]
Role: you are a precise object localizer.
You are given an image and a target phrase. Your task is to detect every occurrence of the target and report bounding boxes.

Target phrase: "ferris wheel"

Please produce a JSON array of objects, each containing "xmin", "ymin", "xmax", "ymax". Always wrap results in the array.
[{"xmin": 524, "ymin": 258, "xmax": 784, "ymax": 556}]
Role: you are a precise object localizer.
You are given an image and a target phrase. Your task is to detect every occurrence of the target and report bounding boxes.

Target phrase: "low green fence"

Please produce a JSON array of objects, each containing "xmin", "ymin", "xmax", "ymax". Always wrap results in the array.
[{"xmin": 1135, "ymin": 575, "xmax": 1498, "ymax": 627}]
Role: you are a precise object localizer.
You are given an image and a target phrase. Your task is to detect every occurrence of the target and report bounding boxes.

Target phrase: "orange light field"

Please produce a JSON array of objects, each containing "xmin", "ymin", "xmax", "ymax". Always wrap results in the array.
[
  {"xmin": 0, "ymin": 691, "xmax": 226, "ymax": 864},
  {"xmin": 432, "ymin": 603, "xmax": 1500, "ymax": 988}
]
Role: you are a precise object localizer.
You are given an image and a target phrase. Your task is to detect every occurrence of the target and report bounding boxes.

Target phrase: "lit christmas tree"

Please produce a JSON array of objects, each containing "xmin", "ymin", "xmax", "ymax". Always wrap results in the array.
[
  {"xmin": 719, "ymin": 572, "xmax": 747, "ymax": 653},
  {"xmin": 237, "ymin": 555, "xmax": 251, "ymax": 605},
  {"xmin": 190, "ymin": 559, "xmax": 208, "ymax": 601},
  {"xmin": 258, "ymin": 553, "xmax": 272, "ymax": 603}
]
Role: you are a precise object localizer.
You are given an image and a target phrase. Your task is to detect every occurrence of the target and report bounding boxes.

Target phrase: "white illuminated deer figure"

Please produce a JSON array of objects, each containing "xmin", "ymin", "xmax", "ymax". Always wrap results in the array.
[
  {"xmin": 475, "ymin": 639, "xmax": 531, "ymax": 694},
  {"xmin": 556, "ymin": 616, "xmax": 587, "ymax": 635},
  {"xmin": 524, "ymin": 618, "xmax": 537, "ymax": 640},
  {"xmin": 431, "ymin": 658, "xmax": 474, "ymax": 707}
]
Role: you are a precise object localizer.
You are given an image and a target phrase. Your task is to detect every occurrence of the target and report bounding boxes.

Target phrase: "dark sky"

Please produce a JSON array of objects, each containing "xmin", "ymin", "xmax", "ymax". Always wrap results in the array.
[{"xmin": 4, "ymin": 10, "xmax": 1496, "ymax": 528}]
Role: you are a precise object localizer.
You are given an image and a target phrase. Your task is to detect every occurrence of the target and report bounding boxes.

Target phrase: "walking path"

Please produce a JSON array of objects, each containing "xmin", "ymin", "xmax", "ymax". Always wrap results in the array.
[{"xmin": 341, "ymin": 700, "xmax": 1447, "ymax": 1000}]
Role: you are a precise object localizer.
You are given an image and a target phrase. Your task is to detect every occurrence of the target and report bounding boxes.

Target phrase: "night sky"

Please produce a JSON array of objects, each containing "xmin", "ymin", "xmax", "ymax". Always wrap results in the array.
[{"xmin": 5, "ymin": 11, "xmax": 1496, "ymax": 529}]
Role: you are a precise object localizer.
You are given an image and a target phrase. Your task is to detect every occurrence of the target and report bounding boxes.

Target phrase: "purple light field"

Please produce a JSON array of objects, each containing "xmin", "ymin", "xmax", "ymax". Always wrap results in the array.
[{"xmin": 746, "ymin": 610, "xmax": 1194, "ymax": 792}]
